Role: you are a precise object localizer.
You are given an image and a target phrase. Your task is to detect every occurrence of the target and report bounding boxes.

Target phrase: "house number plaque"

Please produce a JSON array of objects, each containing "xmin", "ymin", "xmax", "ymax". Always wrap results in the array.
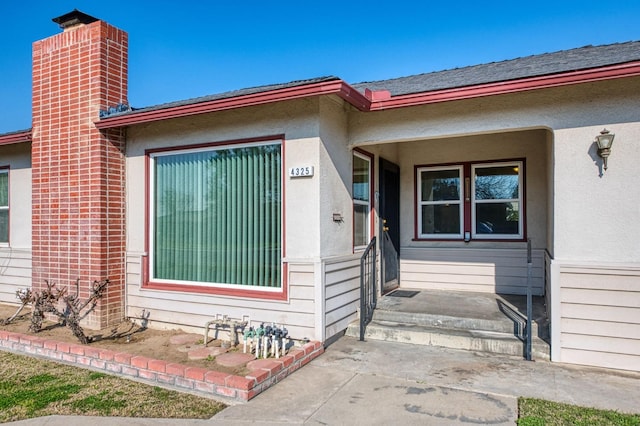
[{"xmin": 288, "ymin": 166, "xmax": 314, "ymax": 177}]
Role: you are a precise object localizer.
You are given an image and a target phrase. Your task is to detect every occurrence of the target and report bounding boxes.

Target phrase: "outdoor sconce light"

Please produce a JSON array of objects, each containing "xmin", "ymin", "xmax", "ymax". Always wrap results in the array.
[{"xmin": 595, "ymin": 128, "xmax": 615, "ymax": 171}]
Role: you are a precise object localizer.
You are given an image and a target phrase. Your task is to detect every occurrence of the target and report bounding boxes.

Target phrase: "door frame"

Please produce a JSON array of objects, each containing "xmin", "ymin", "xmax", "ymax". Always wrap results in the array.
[{"xmin": 379, "ymin": 157, "xmax": 400, "ymax": 294}]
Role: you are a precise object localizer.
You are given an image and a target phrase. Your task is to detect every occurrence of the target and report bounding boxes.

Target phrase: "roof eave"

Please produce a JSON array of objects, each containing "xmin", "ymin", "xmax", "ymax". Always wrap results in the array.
[
  {"xmin": 370, "ymin": 61, "xmax": 640, "ymax": 109},
  {"xmin": 0, "ymin": 130, "xmax": 32, "ymax": 146},
  {"xmin": 94, "ymin": 61, "xmax": 640, "ymax": 130},
  {"xmin": 95, "ymin": 80, "xmax": 371, "ymax": 129}
]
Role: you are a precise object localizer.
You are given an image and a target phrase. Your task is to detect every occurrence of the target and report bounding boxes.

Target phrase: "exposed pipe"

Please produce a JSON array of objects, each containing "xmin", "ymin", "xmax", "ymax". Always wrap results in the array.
[
  {"xmin": 204, "ymin": 317, "xmax": 299, "ymax": 359},
  {"xmin": 203, "ymin": 314, "xmax": 249, "ymax": 347},
  {"xmin": 243, "ymin": 327, "xmax": 256, "ymax": 354}
]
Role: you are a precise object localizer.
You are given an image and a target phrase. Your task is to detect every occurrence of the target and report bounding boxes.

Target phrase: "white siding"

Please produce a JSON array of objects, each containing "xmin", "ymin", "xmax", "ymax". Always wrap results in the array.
[
  {"xmin": 125, "ymin": 252, "xmax": 362, "ymax": 343},
  {"xmin": 324, "ymin": 255, "xmax": 360, "ymax": 340},
  {"xmin": 558, "ymin": 264, "xmax": 640, "ymax": 372},
  {"xmin": 0, "ymin": 248, "xmax": 31, "ymax": 304},
  {"xmin": 125, "ymin": 254, "xmax": 317, "ymax": 340},
  {"xmin": 0, "ymin": 143, "xmax": 32, "ymax": 304},
  {"xmin": 401, "ymin": 247, "xmax": 545, "ymax": 295}
]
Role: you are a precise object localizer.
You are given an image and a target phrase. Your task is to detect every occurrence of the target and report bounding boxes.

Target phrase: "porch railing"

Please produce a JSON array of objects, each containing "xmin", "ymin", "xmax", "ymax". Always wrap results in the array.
[
  {"xmin": 359, "ymin": 237, "xmax": 377, "ymax": 341},
  {"xmin": 526, "ymin": 238, "xmax": 533, "ymax": 361}
]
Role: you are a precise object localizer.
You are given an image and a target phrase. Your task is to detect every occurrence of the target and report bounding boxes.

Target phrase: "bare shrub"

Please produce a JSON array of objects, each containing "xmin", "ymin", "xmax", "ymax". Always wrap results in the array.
[{"xmin": 2, "ymin": 279, "xmax": 109, "ymax": 344}]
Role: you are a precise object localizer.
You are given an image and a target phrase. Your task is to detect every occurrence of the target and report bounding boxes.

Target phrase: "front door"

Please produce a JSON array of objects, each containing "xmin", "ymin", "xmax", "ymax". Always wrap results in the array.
[{"xmin": 379, "ymin": 158, "xmax": 400, "ymax": 294}]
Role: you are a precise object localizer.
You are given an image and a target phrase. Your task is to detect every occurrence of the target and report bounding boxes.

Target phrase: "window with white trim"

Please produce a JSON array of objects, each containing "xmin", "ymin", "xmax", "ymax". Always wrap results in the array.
[
  {"xmin": 417, "ymin": 160, "xmax": 524, "ymax": 240},
  {"xmin": 353, "ymin": 152, "xmax": 371, "ymax": 249},
  {"xmin": 0, "ymin": 169, "xmax": 7, "ymax": 243},
  {"xmin": 417, "ymin": 165, "xmax": 463, "ymax": 239},
  {"xmin": 149, "ymin": 141, "xmax": 282, "ymax": 289},
  {"xmin": 472, "ymin": 162, "xmax": 523, "ymax": 239}
]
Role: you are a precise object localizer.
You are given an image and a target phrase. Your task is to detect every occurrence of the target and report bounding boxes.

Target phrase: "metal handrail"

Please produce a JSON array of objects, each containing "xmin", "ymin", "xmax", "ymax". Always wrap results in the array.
[
  {"xmin": 359, "ymin": 237, "xmax": 377, "ymax": 341},
  {"xmin": 526, "ymin": 238, "xmax": 533, "ymax": 361}
]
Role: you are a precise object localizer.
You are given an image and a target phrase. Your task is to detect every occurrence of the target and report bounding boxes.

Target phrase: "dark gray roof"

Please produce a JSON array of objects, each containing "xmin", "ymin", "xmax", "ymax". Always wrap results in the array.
[
  {"xmin": 98, "ymin": 41, "xmax": 640, "ymax": 120},
  {"xmin": 0, "ymin": 128, "xmax": 31, "ymax": 138},
  {"xmin": 352, "ymin": 41, "xmax": 640, "ymax": 96},
  {"xmin": 128, "ymin": 76, "xmax": 340, "ymax": 114}
]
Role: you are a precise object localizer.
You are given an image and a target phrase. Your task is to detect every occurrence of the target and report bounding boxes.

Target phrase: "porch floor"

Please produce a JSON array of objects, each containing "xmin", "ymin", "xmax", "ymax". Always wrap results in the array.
[
  {"xmin": 348, "ymin": 288, "xmax": 550, "ymax": 359},
  {"xmin": 378, "ymin": 288, "xmax": 548, "ymax": 330}
]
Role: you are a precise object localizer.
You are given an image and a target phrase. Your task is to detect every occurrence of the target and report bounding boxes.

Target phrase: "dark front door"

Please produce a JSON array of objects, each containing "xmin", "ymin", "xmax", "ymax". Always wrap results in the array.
[{"xmin": 379, "ymin": 157, "xmax": 400, "ymax": 294}]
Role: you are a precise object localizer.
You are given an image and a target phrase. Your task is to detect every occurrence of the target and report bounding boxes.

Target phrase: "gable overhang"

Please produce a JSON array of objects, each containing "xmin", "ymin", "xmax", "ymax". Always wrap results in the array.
[
  {"xmin": 0, "ymin": 130, "xmax": 32, "ymax": 146},
  {"xmin": 94, "ymin": 61, "xmax": 640, "ymax": 130}
]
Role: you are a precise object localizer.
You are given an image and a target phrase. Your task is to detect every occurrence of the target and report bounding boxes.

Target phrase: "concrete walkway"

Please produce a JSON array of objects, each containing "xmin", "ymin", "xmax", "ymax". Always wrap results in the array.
[{"xmin": 10, "ymin": 336, "xmax": 640, "ymax": 425}]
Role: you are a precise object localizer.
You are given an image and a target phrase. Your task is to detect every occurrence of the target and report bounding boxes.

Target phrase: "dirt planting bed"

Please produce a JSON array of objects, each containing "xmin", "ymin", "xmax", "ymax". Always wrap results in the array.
[{"xmin": 0, "ymin": 303, "xmax": 248, "ymax": 376}]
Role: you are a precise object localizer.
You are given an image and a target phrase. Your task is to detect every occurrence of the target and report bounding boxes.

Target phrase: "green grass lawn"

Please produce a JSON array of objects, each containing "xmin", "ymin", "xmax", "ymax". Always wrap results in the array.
[
  {"xmin": 518, "ymin": 397, "xmax": 640, "ymax": 426},
  {"xmin": 0, "ymin": 351, "xmax": 226, "ymax": 423}
]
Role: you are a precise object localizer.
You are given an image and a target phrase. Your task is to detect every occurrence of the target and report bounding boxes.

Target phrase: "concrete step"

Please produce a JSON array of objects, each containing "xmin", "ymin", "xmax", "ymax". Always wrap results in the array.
[
  {"xmin": 372, "ymin": 309, "xmax": 515, "ymax": 334},
  {"xmin": 372, "ymin": 306, "xmax": 550, "ymax": 341},
  {"xmin": 374, "ymin": 291, "xmax": 550, "ymax": 339},
  {"xmin": 346, "ymin": 319, "xmax": 550, "ymax": 361}
]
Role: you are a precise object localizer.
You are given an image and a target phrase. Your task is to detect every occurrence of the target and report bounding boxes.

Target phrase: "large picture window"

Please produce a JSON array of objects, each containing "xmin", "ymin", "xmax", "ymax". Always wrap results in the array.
[
  {"xmin": 416, "ymin": 160, "xmax": 524, "ymax": 240},
  {"xmin": 0, "ymin": 169, "xmax": 8, "ymax": 243},
  {"xmin": 150, "ymin": 142, "xmax": 282, "ymax": 289},
  {"xmin": 353, "ymin": 152, "xmax": 372, "ymax": 249}
]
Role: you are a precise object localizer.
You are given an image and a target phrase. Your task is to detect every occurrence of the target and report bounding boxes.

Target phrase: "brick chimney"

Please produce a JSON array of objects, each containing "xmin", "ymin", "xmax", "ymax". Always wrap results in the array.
[{"xmin": 31, "ymin": 10, "xmax": 128, "ymax": 329}]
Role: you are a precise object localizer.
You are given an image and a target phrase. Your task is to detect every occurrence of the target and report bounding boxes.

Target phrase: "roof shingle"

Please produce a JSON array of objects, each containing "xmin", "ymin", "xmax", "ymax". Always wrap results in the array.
[{"xmin": 353, "ymin": 41, "xmax": 640, "ymax": 96}]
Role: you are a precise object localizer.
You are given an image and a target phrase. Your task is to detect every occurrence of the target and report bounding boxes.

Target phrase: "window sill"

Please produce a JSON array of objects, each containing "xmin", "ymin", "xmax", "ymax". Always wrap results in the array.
[
  {"xmin": 142, "ymin": 280, "xmax": 288, "ymax": 301},
  {"xmin": 412, "ymin": 237, "xmax": 527, "ymax": 243}
]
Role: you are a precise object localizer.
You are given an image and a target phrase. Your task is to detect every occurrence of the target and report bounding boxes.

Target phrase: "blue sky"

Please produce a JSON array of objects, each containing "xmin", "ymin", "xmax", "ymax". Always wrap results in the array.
[{"xmin": 1, "ymin": 1, "xmax": 639, "ymax": 133}]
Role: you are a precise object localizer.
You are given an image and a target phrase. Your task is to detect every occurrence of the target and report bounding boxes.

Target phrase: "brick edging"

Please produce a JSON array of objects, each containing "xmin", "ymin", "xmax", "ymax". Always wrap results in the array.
[{"xmin": 0, "ymin": 330, "xmax": 324, "ymax": 402}]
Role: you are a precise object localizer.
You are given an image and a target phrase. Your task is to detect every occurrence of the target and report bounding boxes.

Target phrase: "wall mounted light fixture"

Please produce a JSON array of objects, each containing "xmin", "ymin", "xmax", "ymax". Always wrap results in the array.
[{"xmin": 595, "ymin": 128, "xmax": 615, "ymax": 171}]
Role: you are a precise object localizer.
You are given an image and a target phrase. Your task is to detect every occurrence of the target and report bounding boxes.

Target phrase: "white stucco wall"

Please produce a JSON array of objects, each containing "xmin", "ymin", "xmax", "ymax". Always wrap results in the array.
[
  {"xmin": 123, "ymin": 97, "xmax": 360, "ymax": 340},
  {"xmin": 318, "ymin": 96, "xmax": 353, "ymax": 257},
  {"xmin": 126, "ymin": 98, "xmax": 322, "ymax": 259},
  {"xmin": 553, "ymin": 123, "xmax": 640, "ymax": 262},
  {"xmin": 349, "ymin": 77, "xmax": 640, "ymax": 146},
  {"xmin": 395, "ymin": 130, "xmax": 549, "ymax": 249}
]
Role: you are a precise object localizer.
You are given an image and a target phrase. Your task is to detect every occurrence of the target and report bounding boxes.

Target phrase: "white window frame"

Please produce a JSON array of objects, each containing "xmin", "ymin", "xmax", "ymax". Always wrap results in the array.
[
  {"xmin": 353, "ymin": 151, "xmax": 372, "ymax": 250},
  {"xmin": 471, "ymin": 161, "xmax": 524, "ymax": 240},
  {"xmin": 417, "ymin": 165, "xmax": 464, "ymax": 239},
  {"xmin": 0, "ymin": 169, "xmax": 8, "ymax": 245}
]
